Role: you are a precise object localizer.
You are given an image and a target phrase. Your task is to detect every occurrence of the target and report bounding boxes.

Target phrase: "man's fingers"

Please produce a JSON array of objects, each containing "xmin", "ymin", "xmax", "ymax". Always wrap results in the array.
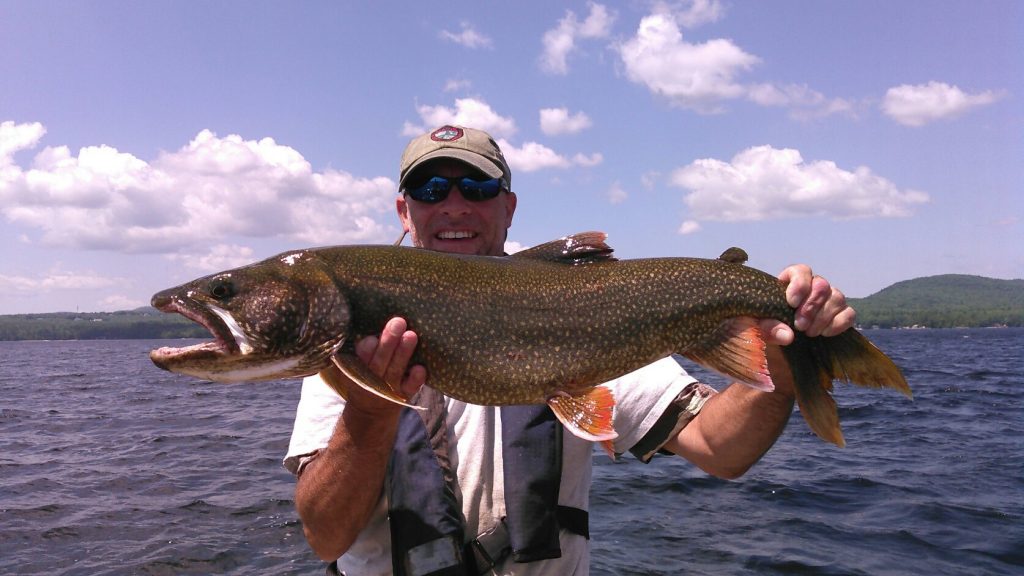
[{"xmin": 791, "ymin": 274, "xmax": 830, "ymax": 333}]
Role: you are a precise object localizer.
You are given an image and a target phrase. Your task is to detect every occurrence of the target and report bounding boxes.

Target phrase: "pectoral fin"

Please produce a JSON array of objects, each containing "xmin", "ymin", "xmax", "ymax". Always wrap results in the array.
[
  {"xmin": 681, "ymin": 316, "xmax": 775, "ymax": 392},
  {"xmin": 547, "ymin": 385, "xmax": 618, "ymax": 458},
  {"xmin": 331, "ymin": 354, "xmax": 420, "ymax": 409}
]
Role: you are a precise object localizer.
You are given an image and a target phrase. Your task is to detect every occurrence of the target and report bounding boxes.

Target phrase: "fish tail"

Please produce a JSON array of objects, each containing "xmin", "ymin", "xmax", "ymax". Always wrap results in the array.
[{"xmin": 782, "ymin": 330, "xmax": 911, "ymax": 447}]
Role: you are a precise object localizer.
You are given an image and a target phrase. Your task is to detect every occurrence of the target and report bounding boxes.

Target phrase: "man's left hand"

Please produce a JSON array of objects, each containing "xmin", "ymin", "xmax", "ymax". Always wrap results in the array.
[{"xmin": 760, "ymin": 264, "xmax": 856, "ymax": 346}]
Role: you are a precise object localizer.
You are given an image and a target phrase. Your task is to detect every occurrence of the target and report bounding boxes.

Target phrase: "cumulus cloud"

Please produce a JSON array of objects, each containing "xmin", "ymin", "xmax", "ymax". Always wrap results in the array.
[
  {"xmin": 399, "ymin": 100, "xmax": 600, "ymax": 174},
  {"xmin": 881, "ymin": 81, "xmax": 1004, "ymax": 127},
  {"xmin": 616, "ymin": 13, "xmax": 851, "ymax": 117},
  {"xmin": 440, "ymin": 22, "xmax": 493, "ymax": 49},
  {"xmin": 444, "ymin": 78, "xmax": 472, "ymax": 93},
  {"xmin": 670, "ymin": 145, "xmax": 929, "ymax": 227},
  {"xmin": 0, "ymin": 121, "xmax": 397, "ymax": 259},
  {"xmin": 0, "ymin": 269, "xmax": 119, "ymax": 294},
  {"xmin": 165, "ymin": 243, "xmax": 257, "ymax": 272},
  {"xmin": 402, "ymin": 98, "xmax": 517, "ymax": 138},
  {"xmin": 540, "ymin": 2, "xmax": 615, "ymax": 75},
  {"xmin": 617, "ymin": 13, "xmax": 758, "ymax": 113},
  {"xmin": 746, "ymin": 83, "xmax": 856, "ymax": 119},
  {"xmin": 540, "ymin": 107, "xmax": 593, "ymax": 135},
  {"xmin": 607, "ymin": 182, "xmax": 628, "ymax": 204},
  {"xmin": 663, "ymin": 0, "xmax": 726, "ymax": 28},
  {"xmin": 498, "ymin": 139, "xmax": 602, "ymax": 173}
]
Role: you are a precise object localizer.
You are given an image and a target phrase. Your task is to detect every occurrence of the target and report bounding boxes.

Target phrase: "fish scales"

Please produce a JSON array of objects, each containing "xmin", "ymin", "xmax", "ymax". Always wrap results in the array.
[
  {"xmin": 312, "ymin": 247, "xmax": 792, "ymax": 406},
  {"xmin": 149, "ymin": 232, "xmax": 910, "ymax": 446}
]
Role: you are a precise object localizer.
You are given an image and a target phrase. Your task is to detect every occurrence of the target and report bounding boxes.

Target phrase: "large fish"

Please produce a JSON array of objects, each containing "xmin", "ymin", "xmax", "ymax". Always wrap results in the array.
[{"xmin": 149, "ymin": 232, "xmax": 910, "ymax": 448}]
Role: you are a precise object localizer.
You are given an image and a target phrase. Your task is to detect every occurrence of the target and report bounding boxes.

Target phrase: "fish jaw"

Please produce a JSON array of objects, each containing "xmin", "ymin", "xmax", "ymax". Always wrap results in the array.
[
  {"xmin": 148, "ymin": 289, "xmax": 307, "ymax": 382},
  {"xmin": 148, "ymin": 295, "xmax": 344, "ymax": 383},
  {"xmin": 147, "ymin": 256, "xmax": 351, "ymax": 383}
]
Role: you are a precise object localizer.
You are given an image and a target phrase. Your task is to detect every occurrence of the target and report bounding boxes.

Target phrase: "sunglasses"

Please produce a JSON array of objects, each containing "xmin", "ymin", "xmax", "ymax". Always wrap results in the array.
[{"xmin": 403, "ymin": 175, "xmax": 507, "ymax": 203}]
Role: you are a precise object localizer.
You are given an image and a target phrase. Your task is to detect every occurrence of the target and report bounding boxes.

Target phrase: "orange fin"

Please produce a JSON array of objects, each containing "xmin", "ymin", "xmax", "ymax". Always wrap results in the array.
[
  {"xmin": 682, "ymin": 317, "xmax": 774, "ymax": 392},
  {"xmin": 783, "ymin": 330, "xmax": 911, "ymax": 447},
  {"xmin": 547, "ymin": 386, "xmax": 618, "ymax": 454},
  {"xmin": 331, "ymin": 354, "xmax": 420, "ymax": 409}
]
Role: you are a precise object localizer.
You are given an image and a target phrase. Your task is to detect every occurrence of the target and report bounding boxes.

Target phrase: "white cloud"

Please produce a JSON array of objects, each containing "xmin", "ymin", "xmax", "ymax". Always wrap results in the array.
[
  {"xmin": 571, "ymin": 152, "xmax": 603, "ymax": 167},
  {"xmin": 0, "ymin": 120, "xmax": 46, "ymax": 160},
  {"xmin": 607, "ymin": 182, "xmax": 628, "ymax": 204},
  {"xmin": 641, "ymin": 171, "xmax": 661, "ymax": 190},
  {"xmin": 881, "ymin": 81, "xmax": 1004, "ymax": 127},
  {"xmin": 439, "ymin": 22, "xmax": 493, "ymax": 49},
  {"xmin": 540, "ymin": 107, "xmax": 593, "ymax": 135},
  {"xmin": 662, "ymin": 0, "xmax": 726, "ymax": 29},
  {"xmin": 403, "ymin": 98, "xmax": 517, "ymax": 138},
  {"xmin": 166, "ymin": 243, "xmax": 256, "ymax": 272},
  {"xmin": 444, "ymin": 78, "xmax": 472, "ymax": 93},
  {"xmin": 617, "ymin": 13, "xmax": 759, "ymax": 113},
  {"xmin": 617, "ymin": 12, "xmax": 853, "ymax": 118},
  {"xmin": 746, "ymin": 83, "xmax": 856, "ymax": 119},
  {"xmin": 0, "ymin": 122, "xmax": 398, "ymax": 258},
  {"xmin": 0, "ymin": 269, "xmax": 119, "ymax": 294},
  {"xmin": 504, "ymin": 240, "xmax": 525, "ymax": 254},
  {"xmin": 498, "ymin": 139, "xmax": 603, "ymax": 173},
  {"xmin": 100, "ymin": 294, "xmax": 146, "ymax": 311},
  {"xmin": 679, "ymin": 220, "xmax": 701, "ymax": 234},
  {"xmin": 670, "ymin": 145, "xmax": 930, "ymax": 225},
  {"xmin": 499, "ymin": 139, "xmax": 571, "ymax": 172},
  {"xmin": 540, "ymin": 2, "xmax": 615, "ymax": 75}
]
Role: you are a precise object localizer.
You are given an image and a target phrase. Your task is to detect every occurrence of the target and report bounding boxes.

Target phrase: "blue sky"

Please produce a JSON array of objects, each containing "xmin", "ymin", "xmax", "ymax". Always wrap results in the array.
[{"xmin": 1, "ymin": 0, "xmax": 1020, "ymax": 314}]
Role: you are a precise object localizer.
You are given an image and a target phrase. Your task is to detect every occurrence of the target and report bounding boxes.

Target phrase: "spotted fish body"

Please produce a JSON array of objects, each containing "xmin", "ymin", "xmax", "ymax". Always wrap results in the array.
[{"xmin": 150, "ymin": 232, "xmax": 910, "ymax": 447}]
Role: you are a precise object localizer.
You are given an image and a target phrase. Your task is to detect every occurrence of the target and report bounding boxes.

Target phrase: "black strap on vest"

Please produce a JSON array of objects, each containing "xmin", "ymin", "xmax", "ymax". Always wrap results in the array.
[
  {"xmin": 387, "ymin": 388, "xmax": 588, "ymax": 576},
  {"xmin": 389, "ymin": 387, "xmax": 465, "ymax": 576},
  {"xmin": 499, "ymin": 403, "xmax": 562, "ymax": 562}
]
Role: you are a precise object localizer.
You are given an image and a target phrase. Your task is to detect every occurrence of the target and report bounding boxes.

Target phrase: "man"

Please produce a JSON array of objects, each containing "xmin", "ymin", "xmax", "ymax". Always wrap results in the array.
[{"xmin": 284, "ymin": 125, "xmax": 854, "ymax": 575}]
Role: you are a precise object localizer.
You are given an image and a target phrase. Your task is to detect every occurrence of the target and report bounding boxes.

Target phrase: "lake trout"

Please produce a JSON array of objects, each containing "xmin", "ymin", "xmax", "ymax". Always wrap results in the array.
[{"xmin": 149, "ymin": 232, "xmax": 910, "ymax": 448}]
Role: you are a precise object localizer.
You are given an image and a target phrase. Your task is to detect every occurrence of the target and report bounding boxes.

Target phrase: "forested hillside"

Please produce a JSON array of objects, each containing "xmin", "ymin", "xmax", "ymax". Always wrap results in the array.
[
  {"xmin": 0, "ymin": 308, "xmax": 206, "ymax": 341},
  {"xmin": 848, "ymin": 275, "xmax": 1024, "ymax": 328}
]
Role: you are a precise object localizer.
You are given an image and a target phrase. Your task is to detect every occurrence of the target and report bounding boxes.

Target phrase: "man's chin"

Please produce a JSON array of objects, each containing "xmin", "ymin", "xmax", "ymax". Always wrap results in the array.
[{"xmin": 425, "ymin": 236, "xmax": 484, "ymax": 255}]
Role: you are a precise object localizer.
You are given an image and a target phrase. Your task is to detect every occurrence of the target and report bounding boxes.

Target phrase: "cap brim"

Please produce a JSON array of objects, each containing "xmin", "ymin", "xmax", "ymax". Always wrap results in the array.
[{"xmin": 401, "ymin": 149, "xmax": 504, "ymax": 188}]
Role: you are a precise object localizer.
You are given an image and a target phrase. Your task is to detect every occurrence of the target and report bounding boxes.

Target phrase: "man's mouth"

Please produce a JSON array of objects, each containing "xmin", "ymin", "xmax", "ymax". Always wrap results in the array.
[{"xmin": 436, "ymin": 230, "xmax": 477, "ymax": 240}]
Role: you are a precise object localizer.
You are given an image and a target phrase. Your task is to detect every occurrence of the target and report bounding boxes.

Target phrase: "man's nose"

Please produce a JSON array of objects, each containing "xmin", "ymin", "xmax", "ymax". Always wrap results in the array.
[{"xmin": 439, "ymin": 185, "xmax": 472, "ymax": 214}]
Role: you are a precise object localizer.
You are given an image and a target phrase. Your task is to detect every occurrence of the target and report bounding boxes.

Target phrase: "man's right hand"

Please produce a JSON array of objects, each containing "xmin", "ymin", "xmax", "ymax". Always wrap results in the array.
[
  {"xmin": 296, "ymin": 316, "xmax": 426, "ymax": 560},
  {"xmin": 323, "ymin": 316, "xmax": 427, "ymax": 416}
]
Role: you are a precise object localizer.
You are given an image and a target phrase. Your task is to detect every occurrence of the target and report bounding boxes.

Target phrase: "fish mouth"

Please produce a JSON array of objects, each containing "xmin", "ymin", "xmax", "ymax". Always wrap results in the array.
[{"xmin": 149, "ymin": 291, "xmax": 242, "ymax": 368}]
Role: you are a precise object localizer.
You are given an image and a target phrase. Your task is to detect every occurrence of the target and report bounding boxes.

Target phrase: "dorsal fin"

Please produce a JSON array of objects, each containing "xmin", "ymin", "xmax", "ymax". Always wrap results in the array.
[
  {"xmin": 718, "ymin": 247, "xmax": 748, "ymax": 265},
  {"xmin": 511, "ymin": 232, "xmax": 617, "ymax": 265}
]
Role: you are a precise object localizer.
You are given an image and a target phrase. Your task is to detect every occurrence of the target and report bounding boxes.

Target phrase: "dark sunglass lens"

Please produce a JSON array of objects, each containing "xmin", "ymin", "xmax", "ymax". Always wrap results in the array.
[
  {"xmin": 458, "ymin": 178, "xmax": 502, "ymax": 201},
  {"xmin": 408, "ymin": 176, "xmax": 453, "ymax": 203}
]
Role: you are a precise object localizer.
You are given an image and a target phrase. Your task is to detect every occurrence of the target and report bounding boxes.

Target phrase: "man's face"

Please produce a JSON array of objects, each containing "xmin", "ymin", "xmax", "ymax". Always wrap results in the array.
[{"xmin": 396, "ymin": 160, "xmax": 516, "ymax": 256}]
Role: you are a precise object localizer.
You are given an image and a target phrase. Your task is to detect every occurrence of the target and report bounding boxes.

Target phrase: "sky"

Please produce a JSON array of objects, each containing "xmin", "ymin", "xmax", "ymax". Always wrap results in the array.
[{"xmin": 1, "ymin": 0, "xmax": 1021, "ymax": 314}]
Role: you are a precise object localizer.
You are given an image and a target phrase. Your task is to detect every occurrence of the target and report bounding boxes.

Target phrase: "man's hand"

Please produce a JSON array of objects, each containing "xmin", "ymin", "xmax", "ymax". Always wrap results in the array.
[
  {"xmin": 329, "ymin": 317, "xmax": 427, "ymax": 415},
  {"xmin": 759, "ymin": 264, "xmax": 856, "ymax": 346}
]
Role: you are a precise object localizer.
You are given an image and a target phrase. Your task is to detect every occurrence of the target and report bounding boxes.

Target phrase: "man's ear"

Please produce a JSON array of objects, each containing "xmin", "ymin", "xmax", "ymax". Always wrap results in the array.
[
  {"xmin": 504, "ymin": 191, "xmax": 517, "ymax": 228},
  {"xmin": 396, "ymin": 195, "xmax": 411, "ymax": 232}
]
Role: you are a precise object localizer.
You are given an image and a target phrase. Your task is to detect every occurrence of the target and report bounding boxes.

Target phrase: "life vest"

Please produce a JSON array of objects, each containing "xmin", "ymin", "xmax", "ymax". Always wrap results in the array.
[{"xmin": 387, "ymin": 386, "xmax": 589, "ymax": 576}]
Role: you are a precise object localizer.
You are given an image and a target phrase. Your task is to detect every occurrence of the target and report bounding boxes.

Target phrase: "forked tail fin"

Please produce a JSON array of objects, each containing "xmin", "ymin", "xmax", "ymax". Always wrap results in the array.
[{"xmin": 782, "ymin": 329, "xmax": 911, "ymax": 447}]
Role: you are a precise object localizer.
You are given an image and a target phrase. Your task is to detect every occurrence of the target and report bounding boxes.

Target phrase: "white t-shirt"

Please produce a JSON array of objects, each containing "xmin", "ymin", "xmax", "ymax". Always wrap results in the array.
[{"xmin": 284, "ymin": 357, "xmax": 710, "ymax": 576}]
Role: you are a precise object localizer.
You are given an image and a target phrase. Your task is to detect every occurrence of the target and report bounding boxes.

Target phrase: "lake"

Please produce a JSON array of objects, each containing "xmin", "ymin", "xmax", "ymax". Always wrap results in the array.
[{"xmin": 1, "ymin": 329, "xmax": 1021, "ymax": 574}]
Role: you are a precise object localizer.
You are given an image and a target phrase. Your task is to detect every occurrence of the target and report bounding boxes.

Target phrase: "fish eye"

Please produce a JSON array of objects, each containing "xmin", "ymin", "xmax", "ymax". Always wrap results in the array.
[{"xmin": 209, "ymin": 277, "xmax": 235, "ymax": 300}]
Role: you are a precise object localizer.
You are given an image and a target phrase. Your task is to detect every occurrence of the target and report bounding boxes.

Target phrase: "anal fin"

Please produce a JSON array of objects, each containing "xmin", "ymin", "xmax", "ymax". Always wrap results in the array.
[
  {"xmin": 331, "ymin": 353, "xmax": 420, "ymax": 409},
  {"xmin": 682, "ymin": 317, "xmax": 774, "ymax": 392},
  {"xmin": 548, "ymin": 385, "xmax": 618, "ymax": 458}
]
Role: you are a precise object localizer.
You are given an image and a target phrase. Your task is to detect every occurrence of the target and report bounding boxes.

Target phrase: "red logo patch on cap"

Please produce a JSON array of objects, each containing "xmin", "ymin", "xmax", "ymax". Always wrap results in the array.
[{"xmin": 431, "ymin": 126, "xmax": 464, "ymax": 142}]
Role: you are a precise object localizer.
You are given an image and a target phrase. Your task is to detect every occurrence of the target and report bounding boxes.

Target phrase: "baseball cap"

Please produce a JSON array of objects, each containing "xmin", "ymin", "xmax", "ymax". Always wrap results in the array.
[{"xmin": 399, "ymin": 125, "xmax": 512, "ymax": 190}]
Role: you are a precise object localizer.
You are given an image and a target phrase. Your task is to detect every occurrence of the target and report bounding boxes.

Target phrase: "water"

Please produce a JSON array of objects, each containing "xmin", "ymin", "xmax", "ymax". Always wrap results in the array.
[{"xmin": 2, "ymin": 330, "xmax": 1021, "ymax": 575}]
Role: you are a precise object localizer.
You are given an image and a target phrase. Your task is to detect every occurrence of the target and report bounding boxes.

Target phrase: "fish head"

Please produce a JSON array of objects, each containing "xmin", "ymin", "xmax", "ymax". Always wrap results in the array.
[{"xmin": 149, "ymin": 250, "xmax": 350, "ymax": 383}]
